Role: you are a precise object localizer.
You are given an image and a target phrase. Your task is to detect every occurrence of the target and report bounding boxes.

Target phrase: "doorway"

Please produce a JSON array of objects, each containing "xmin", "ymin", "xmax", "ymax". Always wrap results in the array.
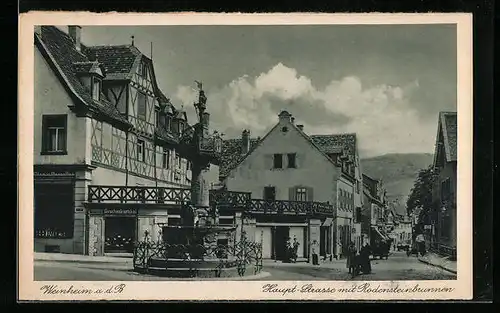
[
  {"xmin": 264, "ymin": 186, "xmax": 276, "ymax": 201},
  {"xmin": 104, "ymin": 217, "xmax": 136, "ymax": 253},
  {"xmin": 320, "ymin": 226, "xmax": 327, "ymax": 257},
  {"xmin": 272, "ymin": 226, "xmax": 290, "ymax": 261}
]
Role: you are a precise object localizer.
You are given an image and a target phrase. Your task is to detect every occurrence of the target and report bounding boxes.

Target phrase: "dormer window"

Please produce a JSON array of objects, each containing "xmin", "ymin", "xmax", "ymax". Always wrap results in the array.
[
  {"xmin": 138, "ymin": 61, "xmax": 146, "ymax": 76},
  {"xmin": 92, "ymin": 77, "xmax": 101, "ymax": 101}
]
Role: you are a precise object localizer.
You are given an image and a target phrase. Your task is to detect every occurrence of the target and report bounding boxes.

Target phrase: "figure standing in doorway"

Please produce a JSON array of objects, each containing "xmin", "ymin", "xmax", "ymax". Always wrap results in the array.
[
  {"xmin": 311, "ymin": 240, "xmax": 320, "ymax": 265},
  {"xmin": 292, "ymin": 236, "xmax": 300, "ymax": 263}
]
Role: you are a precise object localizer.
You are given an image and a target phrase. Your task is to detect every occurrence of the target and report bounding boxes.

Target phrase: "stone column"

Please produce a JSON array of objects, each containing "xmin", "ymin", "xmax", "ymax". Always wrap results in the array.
[
  {"xmin": 308, "ymin": 218, "xmax": 321, "ymax": 264},
  {"xmin": 88, "ymin": 214, "xmax": 104, "ymax": 256},
  {"xmin": 74, "ymin": 169, "xmax": 92, "ymax": 255},
  {"xmin": 242, "ymin": 216, "xmax": 257, "ymax": 242},
  {"xmin": 234, "ymin": 212, "xmax": 243, "ymax": 242}
]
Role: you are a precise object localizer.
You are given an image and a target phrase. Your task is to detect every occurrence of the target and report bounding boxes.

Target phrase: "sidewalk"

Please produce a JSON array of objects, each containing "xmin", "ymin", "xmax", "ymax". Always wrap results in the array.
[
  {"xmin": 418, "ymin": 252, "xmax": 457, "ymax": 274},
  {"xmin": 34, "ymin": 252, "xmax": 133, "ymax": 265}
]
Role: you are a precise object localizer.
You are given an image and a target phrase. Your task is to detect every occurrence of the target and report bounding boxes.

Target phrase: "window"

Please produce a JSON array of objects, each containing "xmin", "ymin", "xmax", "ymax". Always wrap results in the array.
[
  {"xmin": 187, "ymin": 161, "xmax": 192, "ymax": 171},
  {"xmin": 155, "ymin": 110, "xmax": 160, "ymax": 127},
  {"xmin": 263, "ymin": 186, "xmax": 276, "ymax": 201},
  {"xmin": 92, "ymin": 78, "xmax": 101, "ymax": 101},
  {"xmin": 136, "ymin": 139, "xmax": 145, "ymax": 162},
  {"xmin": 42, "ymin": 115, "xmax": 67, "ymax": 154},
  {"xmin": 179, "ymin": 121, "xmax": 184, "ymax": 136},
  {"xmin": 137, "ymin": 92, "xmax": 146, "ymax": 119},
  {"xmin": 441, "ymin": 178, "xmax": 452, "ymax": 200},
  {"xmin": 176, "ymin": 153, "xmax": 181, "ymax": 167},
  {"xmin": 162, "ymin": 148, "xmax": 170, "ymax": 169},
  {"xmin": 273, "ymin": 154, "xmax": 283, "ymax": 169},
  {"xmin": 287, "ymin": 153, "xmax": 297, "ymax": 168},
  {"xmin": 138, "ymin": 61, "xmax": 146, "ymax": 76},
  {"xmin": 34, "ymin": 182, "xmax": 74, "ymax": 239},
  {"xmin": 295, "ymin": 187, "xmax": 307, "ymax": 202}
]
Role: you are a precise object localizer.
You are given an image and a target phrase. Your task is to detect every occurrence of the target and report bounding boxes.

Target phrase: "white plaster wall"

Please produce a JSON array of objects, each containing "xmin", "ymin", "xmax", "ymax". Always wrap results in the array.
[
  {"xmin": 255, "ymin": 226, "xmax": 272, "ymax": 259},
  {"xmin": 225, "ymin": 118, "xmax": 339, "ymax": 204},
  {"xmin": 34, "ymin": 47, "xmax": 89, "ymax": 165}
]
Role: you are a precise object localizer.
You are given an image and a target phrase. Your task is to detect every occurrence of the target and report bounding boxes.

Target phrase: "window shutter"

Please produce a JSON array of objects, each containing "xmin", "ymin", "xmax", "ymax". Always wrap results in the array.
[
  {"xmin": 264, "ymin": 154, "xmax": 273, "ymax": 170},
  {"xmin": 289, "ymin": 187, "xmax": 295, "ymax": 201},
  {"xmin": 307, "ymin": 187, "xmax": 314, "ymax": 201}
]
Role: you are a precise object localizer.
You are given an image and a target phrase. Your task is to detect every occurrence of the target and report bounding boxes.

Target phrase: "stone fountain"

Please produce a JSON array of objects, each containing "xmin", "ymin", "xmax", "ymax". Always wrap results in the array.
[{"xmin": 133, "ymin": 83, "xmax": 262, "ymax": 278}]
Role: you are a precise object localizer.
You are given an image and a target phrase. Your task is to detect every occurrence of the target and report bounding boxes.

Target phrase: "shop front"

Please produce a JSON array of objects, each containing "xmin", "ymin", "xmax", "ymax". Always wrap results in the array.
[{"xmin": 86, "ymin": 205, "xmax": 170, "ymax": 256}]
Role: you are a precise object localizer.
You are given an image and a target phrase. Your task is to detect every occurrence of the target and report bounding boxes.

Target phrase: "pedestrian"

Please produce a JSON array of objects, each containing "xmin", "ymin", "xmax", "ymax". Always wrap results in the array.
[
  {"xmin": 360, "ymin": 241, "xmax": 372, "ymax": 274},
  {"xmin": 311, "ymin": 240, "xmax": 320, "ymax": 265},
  {"xmin": 415, "ymin": 233, "xmax": 426, "ymax": 256},
  {"xmin": 285, "ymin": 237, "xmax": 292, "ymax": 263},
  {"xmin": 292, "ymin": 236, "xmax": 300, "ymax": 263},
  {"xmin": 346, "ymin": 241, "xmax": 357, "ymax": 274}
]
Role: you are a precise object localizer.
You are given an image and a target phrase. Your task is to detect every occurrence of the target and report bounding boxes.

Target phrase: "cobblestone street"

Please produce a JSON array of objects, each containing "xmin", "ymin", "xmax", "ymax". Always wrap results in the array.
[{"xmin": 34, "ymin": 251, "xmax": 455, "ymax": 281}]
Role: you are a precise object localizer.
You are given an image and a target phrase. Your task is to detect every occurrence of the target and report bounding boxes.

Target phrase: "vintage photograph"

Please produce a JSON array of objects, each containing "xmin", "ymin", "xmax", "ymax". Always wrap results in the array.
[{"xmin": 30, "ymin": 22, "xmax": 460, "ymax": 282}]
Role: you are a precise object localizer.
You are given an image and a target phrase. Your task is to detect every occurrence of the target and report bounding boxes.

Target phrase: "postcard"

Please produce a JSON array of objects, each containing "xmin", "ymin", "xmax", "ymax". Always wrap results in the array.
[{"xmin": 18, "ymin": 12, "xmax": 473, "ymax": 301}]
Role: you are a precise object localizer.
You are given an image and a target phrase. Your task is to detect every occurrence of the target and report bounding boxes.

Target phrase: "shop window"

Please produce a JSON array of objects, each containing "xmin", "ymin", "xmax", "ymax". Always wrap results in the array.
[
  {"xmin": 42, "ymin": 115, "xmax": 67, "ymax": 155},
  {"xmin": 34, "ymin": 182, "xmax": 74, "ymax": 239}
]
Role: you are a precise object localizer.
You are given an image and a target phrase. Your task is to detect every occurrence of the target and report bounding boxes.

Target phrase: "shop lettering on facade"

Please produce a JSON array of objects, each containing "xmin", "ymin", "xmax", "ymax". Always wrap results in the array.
[
  {"xmin": 104, "ymin": 208, "xmax": 138, "ymax": 215},
  {"xmin": 34, "ymin": 171, "xmax": 75, "ymax": 178}
]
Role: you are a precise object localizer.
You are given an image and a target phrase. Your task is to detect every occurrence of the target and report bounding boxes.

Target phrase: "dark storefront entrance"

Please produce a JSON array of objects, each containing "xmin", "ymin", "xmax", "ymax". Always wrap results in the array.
[
  {"xmin": 104, "ymin": 216, "xmax": 136, "ymax": 253},
  {"xmin": 271, "ymin": 226, "xmax": 290, "ymax": 261}
]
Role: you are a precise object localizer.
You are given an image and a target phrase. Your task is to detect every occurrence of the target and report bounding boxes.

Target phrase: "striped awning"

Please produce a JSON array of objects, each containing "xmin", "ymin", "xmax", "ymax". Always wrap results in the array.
[
  {"xmin": 371, "ymin": 226, "xmax": 389, "ymax": 241},
  {"xmin": 322, "ymin": 217, "xmax": 333, "ymax": 227}
]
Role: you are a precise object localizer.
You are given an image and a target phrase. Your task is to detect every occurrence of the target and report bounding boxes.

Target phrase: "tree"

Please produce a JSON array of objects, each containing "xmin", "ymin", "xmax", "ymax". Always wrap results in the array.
[{"xmin": 406, "ymin": 165, "xmax": 439, "ymax": 219}]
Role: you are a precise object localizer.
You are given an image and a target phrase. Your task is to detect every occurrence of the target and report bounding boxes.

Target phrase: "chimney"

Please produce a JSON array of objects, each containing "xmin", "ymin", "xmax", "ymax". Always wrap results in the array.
[
  {"xmin": 278, "ymin": 110, "xmax": 292, "ymax": 124},
  {"xmin": 297, "ymin": 124, "xmax": 304, "ymax": 131},
  {"xmin": 241, "ymin": 129, "xmax": 250, "ymax": 154},
  {"xmin": 68, "ymin": 26, "xmax": 82, "ymax": 51},
  {"xmin": 34, "ymin": 25, "xmax": 42, "ymax": 37}
]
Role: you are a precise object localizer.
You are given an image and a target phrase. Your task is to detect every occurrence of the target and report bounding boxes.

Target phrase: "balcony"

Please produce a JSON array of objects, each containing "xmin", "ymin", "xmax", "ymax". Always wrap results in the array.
[
  {"xmin": 248, "ymin": 199, "xmax": 333, "ymax": 215},
  {"xmin": 88, "ymin": 185, "xmax": 191, "ymax": 204},
  {"xmin": 87, "ymin": 186, "xmax": 333, "ymax": 215}
]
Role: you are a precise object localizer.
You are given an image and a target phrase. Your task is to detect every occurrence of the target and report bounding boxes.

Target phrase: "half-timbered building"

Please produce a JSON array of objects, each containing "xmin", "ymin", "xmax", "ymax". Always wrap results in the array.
[
  {"xmin": 218, "ymin": 111, "xmax": 363, "ymax": 262},
  {"xmin": 34, "ymin": 25, "xmax": 206, "ymax": 255}
]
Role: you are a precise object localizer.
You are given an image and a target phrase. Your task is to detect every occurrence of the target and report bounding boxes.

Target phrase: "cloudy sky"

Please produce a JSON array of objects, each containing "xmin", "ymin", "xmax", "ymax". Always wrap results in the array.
[{"xmin": 78, "ymin": 24, "xmax": 457, "ymax": 158}]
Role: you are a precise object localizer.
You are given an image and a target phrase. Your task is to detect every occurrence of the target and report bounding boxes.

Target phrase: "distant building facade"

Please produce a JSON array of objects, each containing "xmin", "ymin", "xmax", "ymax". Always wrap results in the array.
[
  {"xmin": 430, "ymin": 111, "xmax": 457, "ymax": 258},
  {"xmin": 218, "ymin": 111, "xmax": 363, "ymax": 261},
  {"xmin": 361, "ymin": 174, "xmax": 390, "ymax": 247}
]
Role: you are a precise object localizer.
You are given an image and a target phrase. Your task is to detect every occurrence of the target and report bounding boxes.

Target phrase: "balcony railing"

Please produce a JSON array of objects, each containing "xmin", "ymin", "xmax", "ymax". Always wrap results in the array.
[
  {"xmin": 87, "ymin": 185, "xmax": 334, "ymax": 215},
  {"xmin": 210, "ymin": 190, "xmax": 251, "ymax": 207},
  {"xmin": 248, "ymin": 199, "xmax": 333, "ymax": 215},
  {"xmin": 88, "ymin": 185, "xmax": 191, "ymax": 204}
]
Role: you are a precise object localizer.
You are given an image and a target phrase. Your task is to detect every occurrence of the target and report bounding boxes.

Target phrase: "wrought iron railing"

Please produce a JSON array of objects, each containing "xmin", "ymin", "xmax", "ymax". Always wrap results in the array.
[
  {"xmin": 248, "ymin": 199, "xmax": 333, "ymax": 215},
  {"xmin": 210, "ymin": 190, "xmax": 251, "ymax": 207},
  {"xmin": 88, "ymin": 186, "xmax": 333, "ymax": 215},
  {"xmin": 88, "ymin": 185, "xmax": 191, "ymax": 203},
  {"xmin": 133, "ymin": 233, "xmax": 263, "ymax": 277}
]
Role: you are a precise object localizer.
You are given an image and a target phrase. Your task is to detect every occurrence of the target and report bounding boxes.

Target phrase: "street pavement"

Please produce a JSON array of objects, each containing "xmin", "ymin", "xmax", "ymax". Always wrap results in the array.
[{"xmin": 34, "ymin": 251, "xmax": 456, "ymax": 281}]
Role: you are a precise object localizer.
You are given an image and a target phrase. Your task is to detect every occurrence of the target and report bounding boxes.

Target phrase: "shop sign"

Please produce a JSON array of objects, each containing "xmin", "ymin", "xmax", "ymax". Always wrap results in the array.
[
  {"xmin": 154, "ymin": 216, "xmax": 168, "ymax": 224},
  {"xmin": 34, "ymin": 171, "xmax": 75, "ymax": 179},
  {"xmin": 104, "ymin": 208, "xmax": 138, "ymax": 215}
]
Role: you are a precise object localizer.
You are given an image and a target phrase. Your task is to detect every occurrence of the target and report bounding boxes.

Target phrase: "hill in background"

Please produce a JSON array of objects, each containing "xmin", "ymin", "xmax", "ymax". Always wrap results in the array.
[{"xmin": 361, "ymin": 153, "xmax": 434, "ymax": 215}]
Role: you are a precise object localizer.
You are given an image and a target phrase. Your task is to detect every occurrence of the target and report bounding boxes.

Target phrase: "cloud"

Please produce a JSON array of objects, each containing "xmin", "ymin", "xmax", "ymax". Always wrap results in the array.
[{"xmin": 174, "ymin": 63, "xmax": 437, "ymax": 157}]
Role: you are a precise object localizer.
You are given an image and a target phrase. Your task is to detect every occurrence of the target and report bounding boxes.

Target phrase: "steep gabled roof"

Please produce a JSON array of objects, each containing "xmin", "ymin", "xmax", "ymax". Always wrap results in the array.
[
  {"xmin": 310, "ymin": 133, "xmax": 357, "ymax": 160},
  {"xmin": 35, "ymin": 26, "xmax": 130, "ymax": 126},
  {"xmin": 433, "ymin": 111, "xmax": 457, "ymax": 165},
  {"xmin": 84, "ymin": 44, "xmax": 142, "ymax": 80},
  {"xmin": 219, "ymin": 121, "xmax": 358, "ymax": 181}
]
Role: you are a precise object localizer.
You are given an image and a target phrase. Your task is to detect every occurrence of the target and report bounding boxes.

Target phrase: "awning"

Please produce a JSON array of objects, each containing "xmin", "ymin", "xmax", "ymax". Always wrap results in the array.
[
  {"xmin": 322, "ymin": 217, "xmax": 333, "ymax": 227},
  {"xmin": 371, "ymin": 226, "xmax": 389, "ymax": 241}
]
